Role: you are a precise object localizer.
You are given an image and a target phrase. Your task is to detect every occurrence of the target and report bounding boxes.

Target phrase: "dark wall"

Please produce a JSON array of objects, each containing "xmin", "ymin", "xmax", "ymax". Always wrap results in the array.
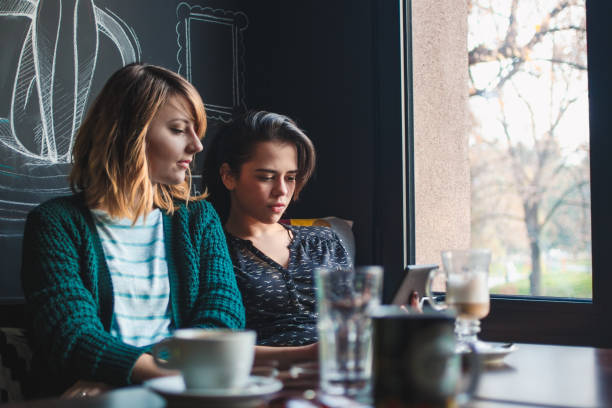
[
  {"xmin": 240, "ymin": 1, "xmax": 377, "ymax": 262},
  {"xmin": 0, "ymin": 0, "xmax": 407, "ymax": 317},
  {"xmin": 236, "ymin": 1, "xmax": 407, "ymax": 302}
]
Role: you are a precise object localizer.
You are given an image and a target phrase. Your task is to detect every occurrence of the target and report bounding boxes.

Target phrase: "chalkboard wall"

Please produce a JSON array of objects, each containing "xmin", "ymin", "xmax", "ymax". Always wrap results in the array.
[
  {"xmin": 0, "ymin": 0, "xmax": 253, "ymax": 301},
  {"xmin": 0, "ymin": 0, "xmax": 407, "ymax": 306}
]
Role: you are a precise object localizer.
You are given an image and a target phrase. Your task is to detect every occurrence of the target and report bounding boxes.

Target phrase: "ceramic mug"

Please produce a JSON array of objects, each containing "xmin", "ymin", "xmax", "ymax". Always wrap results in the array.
[
  {"xmin": 152, "ymin": 328, "xmax": 256, "ymax": 390},
  {"xmin": 371, "ymin": 307, "xmax": 480, "ymax": 408}
]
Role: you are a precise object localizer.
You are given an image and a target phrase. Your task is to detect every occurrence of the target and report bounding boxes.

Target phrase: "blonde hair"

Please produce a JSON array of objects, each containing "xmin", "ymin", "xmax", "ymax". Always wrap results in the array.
[{"xmin": 70, "ymin": 63, "xmax": 207, "ymax": 222}]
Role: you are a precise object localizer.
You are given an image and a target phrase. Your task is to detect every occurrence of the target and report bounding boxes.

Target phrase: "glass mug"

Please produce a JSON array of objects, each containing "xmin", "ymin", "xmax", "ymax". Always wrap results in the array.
[
  {"xmin": 426, "ymin": 249, "xmax": 491, "ymax": 347},
  {"xmin": 372, "ymin": 307, "xmax": 481, "ymax": 408}
]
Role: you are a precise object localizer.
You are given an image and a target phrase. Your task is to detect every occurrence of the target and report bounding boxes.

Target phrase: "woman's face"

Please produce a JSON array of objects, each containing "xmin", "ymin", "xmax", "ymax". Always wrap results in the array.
[
  {"xmin": 223, "ymin": 141, "xmax": 298, "ymax": 225},
  {"xmin": 146, "ymin": 95, "xmax": 203, "ymax": 185}
]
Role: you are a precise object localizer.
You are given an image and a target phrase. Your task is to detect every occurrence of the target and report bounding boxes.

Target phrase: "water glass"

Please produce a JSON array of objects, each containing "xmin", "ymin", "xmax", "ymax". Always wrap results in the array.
[{"xmin": 315, "ymin": 265, "xmax": 383, "ymax": 400}]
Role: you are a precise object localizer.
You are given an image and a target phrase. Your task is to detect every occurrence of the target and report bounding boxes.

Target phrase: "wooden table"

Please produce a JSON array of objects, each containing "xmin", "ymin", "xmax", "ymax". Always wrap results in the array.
[
  {"xmin": 5, "ymin": 343, "xmax": 612, "ymax": 407},
  {"xmin": 469, "ymin": 343, "xmax": 612, "ymax": 408}
]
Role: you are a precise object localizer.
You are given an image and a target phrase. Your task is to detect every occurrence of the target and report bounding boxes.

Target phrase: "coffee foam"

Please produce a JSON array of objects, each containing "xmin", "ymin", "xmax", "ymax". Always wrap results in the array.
[{"xmin": 446, "ymin": 271, "xmax": 489, "ymax": 303}]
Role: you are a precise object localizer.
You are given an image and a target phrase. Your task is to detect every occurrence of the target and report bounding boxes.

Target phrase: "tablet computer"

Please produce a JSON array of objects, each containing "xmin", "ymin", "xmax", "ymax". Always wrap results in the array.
[{"xmin": 391, "ymin": 264, "xmax": 439, "ymax": 305}]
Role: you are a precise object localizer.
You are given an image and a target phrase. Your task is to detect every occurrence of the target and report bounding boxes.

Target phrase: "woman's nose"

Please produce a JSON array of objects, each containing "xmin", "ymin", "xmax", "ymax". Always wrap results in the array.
[{"xmin": 187, "ymin": 130, "xmax": 203, "ymax": 153}]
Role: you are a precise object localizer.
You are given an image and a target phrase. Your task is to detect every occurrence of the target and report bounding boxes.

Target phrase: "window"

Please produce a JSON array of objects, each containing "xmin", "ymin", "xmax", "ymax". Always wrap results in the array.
[
  {"xmin": 409, "ymin": 0, "xmax": 612, "ymax": 346},
  {"xmin": 468, "ymin": 0, "xmax": 590, "ymax": 299}
]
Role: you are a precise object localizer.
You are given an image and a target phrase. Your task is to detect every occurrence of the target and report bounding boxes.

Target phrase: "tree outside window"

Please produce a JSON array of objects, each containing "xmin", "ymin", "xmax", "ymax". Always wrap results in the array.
[{"xmin": 468, "ymin": 0, "xmax": 590, "ymax": 297}]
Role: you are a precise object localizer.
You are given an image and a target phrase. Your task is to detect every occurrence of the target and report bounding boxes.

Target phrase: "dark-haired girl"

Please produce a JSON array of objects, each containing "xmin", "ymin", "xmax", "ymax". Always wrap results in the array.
[{"xmin": 203, "ymin": 111, "xmax": 351, "ymax": 367}]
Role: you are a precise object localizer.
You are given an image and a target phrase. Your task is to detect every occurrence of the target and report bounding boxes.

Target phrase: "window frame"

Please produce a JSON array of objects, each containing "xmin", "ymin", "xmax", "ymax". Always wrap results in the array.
[
  {"xmin": 383, "ymin": 0, "xmax": 612, "ymax": 347},
  {"xmin": 479, "ymin": 0, "xmax": 612, "ymax": 347}
]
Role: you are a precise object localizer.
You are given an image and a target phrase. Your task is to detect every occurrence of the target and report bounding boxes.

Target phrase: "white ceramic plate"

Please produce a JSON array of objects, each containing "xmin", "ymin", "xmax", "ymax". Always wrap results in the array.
[
  {"xmin": 457, "ymin": 341, "xmax": 518, "ymax": 365},
  {"xmin": 144, "ymin": 375, "xmax": 283, "ymax": 408},
  {"xmin": 475, "ymin": 342, "xmax": 518, "ymax": 365}
]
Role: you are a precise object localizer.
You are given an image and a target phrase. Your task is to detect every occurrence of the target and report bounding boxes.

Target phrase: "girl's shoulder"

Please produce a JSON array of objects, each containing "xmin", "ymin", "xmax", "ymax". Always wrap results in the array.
[
  {"xmin": 286, "ymin": 224, "xmax": 343, "ymax": 247},
  {"xmin": 285, "ymin": 224, "xmax": 352, "ymax": 267}
]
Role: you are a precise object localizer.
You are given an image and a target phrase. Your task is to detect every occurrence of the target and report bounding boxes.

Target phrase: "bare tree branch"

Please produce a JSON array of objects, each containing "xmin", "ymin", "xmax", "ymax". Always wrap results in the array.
[
  {"xmin": 468, "ymin": 0, "xmax": 581, "ymax": 97},
  {"xmin": 538, "ymin": 25, "xmax": 585, "ymax": 35},
  {"xmin": 532, "ymin": 58, "xmax": 587, "ymax": 71},
  {"xmin": 541, "ymin": 180, "xmax": 589, "ymax": 228},
  {"xmin": 498, "ymin": 97, "xmax": 533, "ymax": 201}
]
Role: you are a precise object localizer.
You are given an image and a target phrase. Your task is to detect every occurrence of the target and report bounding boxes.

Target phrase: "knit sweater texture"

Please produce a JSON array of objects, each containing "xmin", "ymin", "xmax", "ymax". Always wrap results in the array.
[{"xmin": 20, "ymin": 194, "xmax": 245, "ymax": 395}]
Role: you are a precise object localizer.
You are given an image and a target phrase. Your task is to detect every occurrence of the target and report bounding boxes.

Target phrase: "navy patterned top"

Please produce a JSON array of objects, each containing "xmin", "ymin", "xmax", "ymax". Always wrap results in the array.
[{"xmin": 226, "ymin": 225, "xmax": 352, "ymax": 346}]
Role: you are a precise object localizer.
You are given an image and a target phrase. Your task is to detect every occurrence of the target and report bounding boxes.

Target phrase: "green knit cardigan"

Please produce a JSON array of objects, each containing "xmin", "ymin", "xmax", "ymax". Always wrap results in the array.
[{"xmin": 21, "ymin": 194, "xmax": 245, "ymax": 394}]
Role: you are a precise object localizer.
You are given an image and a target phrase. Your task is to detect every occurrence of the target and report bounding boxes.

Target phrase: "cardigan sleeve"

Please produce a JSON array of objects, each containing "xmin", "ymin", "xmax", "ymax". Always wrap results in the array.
[
  {"xmin": 188, "ymin": 201, "xmax": 245, "ymax": 329},
  {"xmin": 21, "ymin": 201, "xmax": 144, "ymax": 388}
]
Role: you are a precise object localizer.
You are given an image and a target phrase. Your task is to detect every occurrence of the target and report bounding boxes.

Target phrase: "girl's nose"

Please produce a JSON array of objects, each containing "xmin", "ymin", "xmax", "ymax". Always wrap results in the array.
[
  {"xmin": 188, "ymin": 130, "xmax": 203, "ymax": 153},
  {"xmin": 273, "ymin": 179, "xmax": 289, "ymax": 196}
]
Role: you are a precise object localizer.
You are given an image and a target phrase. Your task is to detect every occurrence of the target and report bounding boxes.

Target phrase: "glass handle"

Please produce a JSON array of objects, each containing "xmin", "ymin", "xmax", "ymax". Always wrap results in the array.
[{"xmin": 425, "ymin": 268, "xmax": 447, "ymax": 311}]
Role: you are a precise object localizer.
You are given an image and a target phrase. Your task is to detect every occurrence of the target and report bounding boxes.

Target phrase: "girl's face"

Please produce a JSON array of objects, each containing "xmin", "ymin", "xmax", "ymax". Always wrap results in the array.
[
  {"xmin": 146, "ymin": 95, "xmax": 203, "ymax": 185},
  {"xmin": 222, "ymin": 141, "xmax": 298, "ymax": 225}
]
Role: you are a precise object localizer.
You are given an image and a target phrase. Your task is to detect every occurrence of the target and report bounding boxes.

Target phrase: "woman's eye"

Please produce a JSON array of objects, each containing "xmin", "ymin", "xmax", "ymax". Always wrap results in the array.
[
  {"xmin": 257, "ymin": 176, "xmax": 274, "ymax": 181},
  {"xmin": 170, "ymin": 128, "xmax": 184, "ymax": 134},
  {"xmin": 287, "ymin": 176, "xmax": 297, "ymax": 182}
]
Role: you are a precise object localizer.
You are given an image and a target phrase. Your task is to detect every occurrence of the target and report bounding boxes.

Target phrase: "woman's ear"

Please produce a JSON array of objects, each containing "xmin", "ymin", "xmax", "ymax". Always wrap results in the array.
[{"xmin": 220, "ymin": 163, "xmax": 236, "ymax": 191}]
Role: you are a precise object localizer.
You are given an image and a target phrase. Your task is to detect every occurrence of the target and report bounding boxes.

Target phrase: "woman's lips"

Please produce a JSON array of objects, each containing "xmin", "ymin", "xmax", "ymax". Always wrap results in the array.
[{"xmin": 177, "ymin": 160, "xmax": 191, "ymax": 169}]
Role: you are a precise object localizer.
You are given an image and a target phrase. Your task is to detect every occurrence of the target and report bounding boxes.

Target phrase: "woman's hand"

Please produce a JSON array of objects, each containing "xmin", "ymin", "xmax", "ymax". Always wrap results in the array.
[
  {"xmin": 299, "ymin": 342, "xmax": 318, "ymax": 361},
  {"xmin": 130, "ymin": 352, "xmax": 179, "ymax": 383},
  {"xmin": 255, "ymin": 342, "xmax": 319, "ymax": 370},
  {"xmin": 60, "ymin": 380, "xmax": 113, "ymax": 399}
]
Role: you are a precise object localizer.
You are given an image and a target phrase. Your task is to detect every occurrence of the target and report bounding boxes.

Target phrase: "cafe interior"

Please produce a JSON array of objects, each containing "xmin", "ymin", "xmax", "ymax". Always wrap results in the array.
[{"xmin": 1, "ymin": 0, "xmax": 611, "ymax": 407}]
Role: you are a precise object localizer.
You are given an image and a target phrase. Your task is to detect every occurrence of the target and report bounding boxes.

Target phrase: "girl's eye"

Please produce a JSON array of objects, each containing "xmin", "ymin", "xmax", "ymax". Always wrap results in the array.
[
  {"xmin": 287, "ymin": 176, "xmax": 297, "ymax": 182},
  {"xmin": 170, "ymin": 128, "xmax": 184, "ymax": 134},
  {"xmin": 258, "ymin": 176, "xmax": 274, "ymax": 181}
]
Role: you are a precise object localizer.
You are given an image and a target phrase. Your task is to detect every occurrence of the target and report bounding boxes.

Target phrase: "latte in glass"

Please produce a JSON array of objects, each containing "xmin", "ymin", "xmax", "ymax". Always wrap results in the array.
[{"xmin": 446, "ymin": 271, "xmax": 490, "ymax": 320}]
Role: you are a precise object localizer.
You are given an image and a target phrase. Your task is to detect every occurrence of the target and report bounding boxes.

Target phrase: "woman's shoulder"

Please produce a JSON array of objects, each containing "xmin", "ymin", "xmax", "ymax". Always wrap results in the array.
[
  {"xmin": 171, "ymin": 199, "xmax": 225, "ymax": 242},
  {"xmin": 29, "ymin": 193, "xmax": 86, "ymax": 219},
  {"xmin": 23, "ymin": 194, "xmax": 93, "ymax": 243},
  {"xmin": 175, "ymin": 198, "xmax": 218, "ymax": 220}
]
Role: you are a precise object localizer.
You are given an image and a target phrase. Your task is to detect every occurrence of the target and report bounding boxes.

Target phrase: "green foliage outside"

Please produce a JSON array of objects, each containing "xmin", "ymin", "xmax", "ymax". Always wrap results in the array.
[{"xmin": 490, "ymin": 260, "xmax": 592, "ymax": 298}]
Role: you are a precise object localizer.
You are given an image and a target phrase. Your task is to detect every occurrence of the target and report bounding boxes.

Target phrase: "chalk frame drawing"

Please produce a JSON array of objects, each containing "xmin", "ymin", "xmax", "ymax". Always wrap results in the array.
[{"xmin": 176, "ymin": 3, "xmax": 248, "ymax": 122}]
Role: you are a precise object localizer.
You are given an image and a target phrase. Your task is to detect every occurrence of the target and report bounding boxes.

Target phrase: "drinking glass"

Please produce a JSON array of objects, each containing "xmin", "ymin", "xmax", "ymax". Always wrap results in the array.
[
  {"xmin": 315, "ymin": 265, "xmax": 383, "ymax": 400},
  {"xmin": 425, "ymin": 249, "xmax": 491, "ymax": 348}
]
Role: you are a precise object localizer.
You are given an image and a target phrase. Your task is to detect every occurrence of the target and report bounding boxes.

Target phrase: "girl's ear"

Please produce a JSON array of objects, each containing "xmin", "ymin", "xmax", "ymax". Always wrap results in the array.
[{"xmin": 220, "ymin": 163, "xmax": 236, "ymax": 191}]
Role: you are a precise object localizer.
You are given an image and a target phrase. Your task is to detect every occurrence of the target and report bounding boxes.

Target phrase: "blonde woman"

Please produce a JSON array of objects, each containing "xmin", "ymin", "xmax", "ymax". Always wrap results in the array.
[{"xmin": 21, "ymin": 64, "xmax": 244, "ymax": 398}]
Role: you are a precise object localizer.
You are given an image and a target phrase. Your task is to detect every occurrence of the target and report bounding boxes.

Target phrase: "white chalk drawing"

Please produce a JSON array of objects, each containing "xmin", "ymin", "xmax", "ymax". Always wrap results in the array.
[
  {"xmin": 176, "ymin": 3, "xmax": 248, "ymax": 122},
  {"xmin": 0, "ymin": 0, "xmax": 140, "ymax": 238}
]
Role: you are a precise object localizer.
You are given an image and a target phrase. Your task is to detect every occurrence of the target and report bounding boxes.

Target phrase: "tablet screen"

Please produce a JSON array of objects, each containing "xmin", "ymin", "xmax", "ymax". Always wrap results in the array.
[{"xmin": 391, "ymin": 264, "xmax": 439, "ymax": 305}]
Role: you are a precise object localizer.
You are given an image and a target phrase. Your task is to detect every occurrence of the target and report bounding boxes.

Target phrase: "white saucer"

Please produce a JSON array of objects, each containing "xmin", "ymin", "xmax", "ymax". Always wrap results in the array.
[
  {"xmin": 144, "ymin": 375, "xmax": 283, "ymax": 408},
  {"xmin": 474, "ymin": 342, "xmax": 518, "ymax": 365}
]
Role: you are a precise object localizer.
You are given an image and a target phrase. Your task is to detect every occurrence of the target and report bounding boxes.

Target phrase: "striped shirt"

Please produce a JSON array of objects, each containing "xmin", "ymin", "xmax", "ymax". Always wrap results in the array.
[{"xmin": 91, "ymin": 209, "xmax": 172, "ymax": 347}]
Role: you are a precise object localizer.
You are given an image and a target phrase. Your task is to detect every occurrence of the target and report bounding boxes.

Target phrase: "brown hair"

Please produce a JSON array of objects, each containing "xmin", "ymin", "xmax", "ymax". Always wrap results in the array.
[
  {"xmin": 70, "ymin": 63, "xmax": 207, "ymax": 221},
  {"xmin": 202, "ymin": 110, "xmax": 316, "ymax": 223}
]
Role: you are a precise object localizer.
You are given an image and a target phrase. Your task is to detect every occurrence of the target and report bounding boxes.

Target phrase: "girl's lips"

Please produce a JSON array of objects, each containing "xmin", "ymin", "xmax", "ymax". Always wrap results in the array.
[
  {"xmin": 177, "ymin": 160, "xmax": 191, "ymax": 169},
  {"xmin": 270, "ymin": 204, "xmax": 286, "ymax": 213}
]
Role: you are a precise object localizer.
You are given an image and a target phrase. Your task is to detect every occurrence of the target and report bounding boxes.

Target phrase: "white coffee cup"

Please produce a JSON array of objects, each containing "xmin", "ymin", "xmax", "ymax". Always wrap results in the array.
[{"xmin": 152, "ymin": 328, "xmax": 256, "ymax": 390}]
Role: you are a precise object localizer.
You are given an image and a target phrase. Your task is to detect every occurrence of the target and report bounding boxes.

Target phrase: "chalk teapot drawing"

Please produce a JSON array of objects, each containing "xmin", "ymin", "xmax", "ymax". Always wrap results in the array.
[
  {"xmin": 0, "ymin": 0, "xmax": 140, "ymax": 163},
  {"xmin": 0, "ymin": 0, "xmax": 139, "ymax": 238}
]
